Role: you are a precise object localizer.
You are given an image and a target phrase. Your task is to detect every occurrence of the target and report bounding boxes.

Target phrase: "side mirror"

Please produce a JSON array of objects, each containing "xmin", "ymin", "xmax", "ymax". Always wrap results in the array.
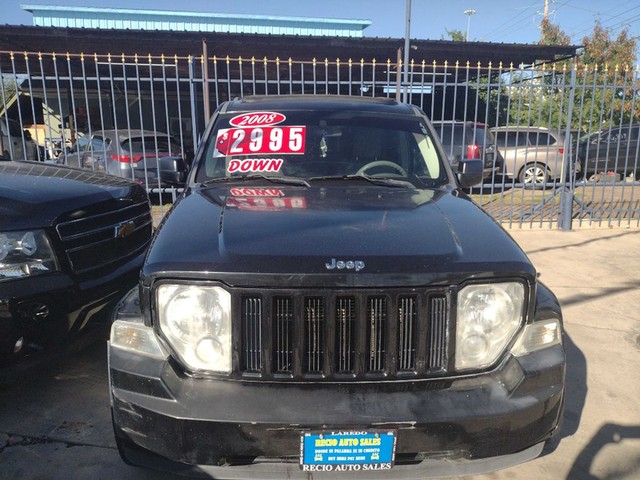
[{"xmin": 456, "ymin": 158, "xmax": 484, "ymax": 187}]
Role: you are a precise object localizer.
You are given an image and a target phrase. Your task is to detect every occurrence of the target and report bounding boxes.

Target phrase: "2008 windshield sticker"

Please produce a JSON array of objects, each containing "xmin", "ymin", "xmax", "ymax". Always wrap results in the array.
[
  {"xmin": 216, "ymin": 126, "xmax": 306, "ymax": 157},
  {"xmin": 229, "ymin": 112, "xmax": 286, "ymax": 127}
]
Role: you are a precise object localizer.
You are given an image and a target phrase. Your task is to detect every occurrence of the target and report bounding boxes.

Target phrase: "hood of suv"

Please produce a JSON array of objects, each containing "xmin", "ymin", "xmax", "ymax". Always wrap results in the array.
[
  {"xmin": 0, "ymin": 161, "xmax": 148, "ymax": 229},
  {"xmin": 145, "ymin": 184, "xmax": 533, "ymax": 286}
]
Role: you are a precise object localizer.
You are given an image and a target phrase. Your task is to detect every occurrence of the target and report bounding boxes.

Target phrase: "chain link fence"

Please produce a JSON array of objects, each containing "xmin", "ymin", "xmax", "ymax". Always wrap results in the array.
[{"xmin": 1, "ymin": 51, "xmax": 639, "ymax": 228}]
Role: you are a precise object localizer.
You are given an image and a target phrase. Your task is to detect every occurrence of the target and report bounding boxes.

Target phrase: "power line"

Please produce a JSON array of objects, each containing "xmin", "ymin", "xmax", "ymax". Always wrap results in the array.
[
  {"xmin": 560, "ymin": 1, "xmax": 640, "ymax": 40},
  {"xmin": 483, "ymin": 1, "xmax": 539, "ymax": 41}
]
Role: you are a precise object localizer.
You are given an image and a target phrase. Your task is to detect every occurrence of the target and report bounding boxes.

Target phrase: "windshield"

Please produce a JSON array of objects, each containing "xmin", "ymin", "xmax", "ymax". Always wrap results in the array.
[{"xmin": 195, "ymin": 110, "xmax": 447, "ymax": 187}]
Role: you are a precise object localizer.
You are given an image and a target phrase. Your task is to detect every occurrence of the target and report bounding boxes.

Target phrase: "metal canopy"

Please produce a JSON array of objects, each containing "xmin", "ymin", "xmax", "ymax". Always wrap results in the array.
[{"xmin": 0, "ymin": 26, "xmax": 578, "ymax": 68}]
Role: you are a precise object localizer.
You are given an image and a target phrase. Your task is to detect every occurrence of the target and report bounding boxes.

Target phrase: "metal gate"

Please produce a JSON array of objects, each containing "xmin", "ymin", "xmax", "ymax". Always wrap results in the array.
[{"xmin": 1, "ymin": 51, "xmax": 639, "ymax": 229}]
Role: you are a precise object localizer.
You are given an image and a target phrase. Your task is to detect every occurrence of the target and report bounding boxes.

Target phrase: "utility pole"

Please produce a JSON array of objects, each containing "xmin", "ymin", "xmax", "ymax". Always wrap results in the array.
[
  {"xmin": 402, "ymin": 0, "xmax": 411, "ymax": 103},
  {"xmin": 543, "ymin": 0, "xmax": 550, "ymax": 21},
  {"xmin": 541, "ymin": 0, "xmax": 550, "ymax": 43}
]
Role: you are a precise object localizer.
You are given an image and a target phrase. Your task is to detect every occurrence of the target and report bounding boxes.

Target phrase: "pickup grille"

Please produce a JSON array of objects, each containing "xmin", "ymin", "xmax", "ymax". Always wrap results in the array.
[
  {"xmin": 56, "ymin": 201, "xmax": 152, "ymax": 274},
  {"xmin": 239, "ymin": 288, "xmax": 450, "ymax": 381}
]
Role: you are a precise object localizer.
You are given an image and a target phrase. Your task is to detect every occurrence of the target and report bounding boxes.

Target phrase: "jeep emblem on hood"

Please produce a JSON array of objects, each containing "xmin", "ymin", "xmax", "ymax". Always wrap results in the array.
[{"xmin": 325, "ymin": 258, "xmax": 365, "ymax": 272}]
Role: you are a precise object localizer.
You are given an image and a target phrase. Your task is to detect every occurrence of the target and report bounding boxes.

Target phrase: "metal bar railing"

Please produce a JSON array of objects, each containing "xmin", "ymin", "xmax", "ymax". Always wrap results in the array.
[{"xmin": 1, "ymin": 50, "xmax": 639, "ymax": 228}]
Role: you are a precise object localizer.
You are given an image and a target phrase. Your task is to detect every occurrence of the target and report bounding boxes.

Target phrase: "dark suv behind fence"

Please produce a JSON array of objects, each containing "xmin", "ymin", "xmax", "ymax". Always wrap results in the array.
[
  {"xmin": 431, "ymin": 120, "xmax": 502, "ymax": 183},
  {"xmin": 577, "ymin": 124, "xmax": 640, "ymax": 180}
]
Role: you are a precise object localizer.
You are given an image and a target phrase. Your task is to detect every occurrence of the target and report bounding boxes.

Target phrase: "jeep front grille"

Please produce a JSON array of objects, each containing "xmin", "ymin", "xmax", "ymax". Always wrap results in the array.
[
  {"xmin": 239, "ymin": 289, "xmax": 450, "ymax": 381},
  {"xmin": 56, "ymin": 201, "xmax": 152, "ymax": 274}
]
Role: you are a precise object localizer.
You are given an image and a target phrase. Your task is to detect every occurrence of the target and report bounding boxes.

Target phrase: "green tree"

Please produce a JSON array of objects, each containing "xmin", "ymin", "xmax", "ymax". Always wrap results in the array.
[
  {"xmin": 580, "ymin": 20, "xmax": 636, "ymax": 68},
  {"xmin": 539, "ymin": 18, "xmax": 570, "ymax": 46},
  {"xmin": 479, "ymin": 19, "xmax": 639, "ymax": 133},
  {"xmin": 443, "ymin": 29, "xmax": 466, "ymax": 42},
  {"xmin": 573, "ymin": 20, "xmax": 638, "ymax": 131}
]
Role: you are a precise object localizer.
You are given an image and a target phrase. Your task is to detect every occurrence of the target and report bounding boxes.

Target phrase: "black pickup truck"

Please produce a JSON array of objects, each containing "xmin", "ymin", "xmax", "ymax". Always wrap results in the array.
[
  {"xmin": 108, "ymin": 95, "xmax": 565, "ymax": 479},
  {"xmin": 0, "ymin": 159, "xmax": 152, "ymax": 364}
]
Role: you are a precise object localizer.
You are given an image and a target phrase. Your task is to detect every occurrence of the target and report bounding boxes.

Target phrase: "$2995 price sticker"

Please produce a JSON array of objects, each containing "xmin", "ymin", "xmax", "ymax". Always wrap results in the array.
[{"xmin": 216, "ymin": 126, "xmax": 306, "ymax": 156}]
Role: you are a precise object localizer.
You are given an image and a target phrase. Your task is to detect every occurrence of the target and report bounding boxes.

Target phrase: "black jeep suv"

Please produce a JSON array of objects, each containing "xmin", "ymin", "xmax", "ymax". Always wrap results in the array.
[
  {"xmin": 0, "ymin": 159, "xmax": 152, "ymax": 364},
  {"xmin": 108, "ymin": 95, "xmax": 565, "ymax": 479}
]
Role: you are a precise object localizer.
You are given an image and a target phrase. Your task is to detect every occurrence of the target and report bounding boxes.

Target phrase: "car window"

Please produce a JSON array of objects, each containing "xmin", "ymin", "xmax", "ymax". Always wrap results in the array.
[
  {"xmin": 611, "ymin": 127, "xmax": 636, "ymax": 143},
  {"xmin": 122, "ymin": 136, "xmax": 179, "ymax": 154},
  {"xmin": 493, "ymin": 131, "xmax": 505, "ymax": 145},
  {"xmin": 86, "ymin": 136, "xmax": 110, "ymax": 152},
  {"xmin": 471, "ymin": 126, "xmax": 492, "ymax": 146},
  {"xmin": 497, "ymin": 131, "xmax": 528, "ymax": 147},
  {"xmin": 69, "ymin": 135, "xmax": 90, "ymax": 153},
  {"xmin": 528, "ymin": 132, "xmax": 554, "ymax": 147},
  {"xmin": 197, "ymin": 110, "xmax": 447, "ymax": 185},
  {"xmin": 603, "ymin": 129, "xmax": 622, "ymax": 143},
  {"xmin": 436, "ymin": 125, "xmax": 464, "ymax": 149}
]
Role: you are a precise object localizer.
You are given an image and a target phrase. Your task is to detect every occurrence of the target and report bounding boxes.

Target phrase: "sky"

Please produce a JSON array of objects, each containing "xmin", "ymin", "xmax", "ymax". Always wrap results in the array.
[{"xmin": 1, "ymin": 0, "xmax": 639, "ymax": 53}]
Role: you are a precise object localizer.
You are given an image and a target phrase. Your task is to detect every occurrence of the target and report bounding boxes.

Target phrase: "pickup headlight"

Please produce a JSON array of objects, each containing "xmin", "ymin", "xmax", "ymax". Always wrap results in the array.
[
  {"xmin": 157, "ymin": 284, "xmax": 232, "ymax": 373},
  {"xmin": 0, "ymin": 230, "xmax": 59, "ymax": 281},
  {"xmin": 455, "ymin": 282, "xmax": 524, "ymax": 371}
]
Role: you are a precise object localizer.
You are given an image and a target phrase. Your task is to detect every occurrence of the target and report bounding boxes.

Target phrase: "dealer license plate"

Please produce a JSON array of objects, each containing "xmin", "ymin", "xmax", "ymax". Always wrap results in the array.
[{"xmin": 300, "ymin": 430, "xmax": 396, "ymax": 473}]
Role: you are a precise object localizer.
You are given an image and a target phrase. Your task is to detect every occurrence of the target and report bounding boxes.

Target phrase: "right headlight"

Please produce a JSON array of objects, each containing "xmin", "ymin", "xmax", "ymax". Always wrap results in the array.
[
  {"xmin": 455, "ymin": 282, "xmax": 525, "ymax": 371},
  {"xmin": 157, "ymin": 284, "xmax": 232, "ymax": 373},
  {"xmin": 0, "ymin": 230, "xmax": 59, "ymax": 281}
]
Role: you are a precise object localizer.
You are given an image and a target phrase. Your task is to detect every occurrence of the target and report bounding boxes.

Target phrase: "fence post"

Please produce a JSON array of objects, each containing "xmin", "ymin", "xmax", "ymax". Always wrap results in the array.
[
  {"xmin": 559, "ymin": 60, "xmax": 577, "ymax": 231},
  {"xmin": 202, "ymin": 39, "xmax": 210, "ymax": 123},
  {"xmin": 188, "ymin": 55, "xmax": 200, "ymax": 150}
]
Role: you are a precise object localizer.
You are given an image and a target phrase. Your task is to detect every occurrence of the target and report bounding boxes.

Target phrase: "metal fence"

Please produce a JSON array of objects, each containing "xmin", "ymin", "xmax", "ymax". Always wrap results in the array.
[{"xmin": 1, "ymin": 50, "xmax": 639, "ymax": 229}]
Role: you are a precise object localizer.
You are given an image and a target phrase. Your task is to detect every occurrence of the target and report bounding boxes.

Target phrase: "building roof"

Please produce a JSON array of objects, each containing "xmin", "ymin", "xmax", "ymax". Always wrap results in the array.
[
  {"xmin": 0, "ymin": 25, "xmax": 578, "ymax": 68},
  {"xmin": 20, "ymin": 4, "xmax": 372, "ymax": 37}
]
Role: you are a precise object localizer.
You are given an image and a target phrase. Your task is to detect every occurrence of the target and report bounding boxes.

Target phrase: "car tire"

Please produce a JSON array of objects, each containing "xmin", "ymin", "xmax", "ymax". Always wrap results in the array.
[{"xmin": 519, "ymin": 163, "xmax": 550, "ymax": 187}]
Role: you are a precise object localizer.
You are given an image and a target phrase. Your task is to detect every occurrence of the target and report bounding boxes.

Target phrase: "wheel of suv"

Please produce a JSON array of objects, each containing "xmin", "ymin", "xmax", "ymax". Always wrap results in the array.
[{"xmin": 519, "ymin": 163, "xmax": 550, "ymax": 187}]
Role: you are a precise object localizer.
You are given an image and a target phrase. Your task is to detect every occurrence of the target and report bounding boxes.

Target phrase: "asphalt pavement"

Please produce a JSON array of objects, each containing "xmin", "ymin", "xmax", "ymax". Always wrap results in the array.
[{"xmin": 0, "ymin": 227, "xmax": 638, "ymax": 480}]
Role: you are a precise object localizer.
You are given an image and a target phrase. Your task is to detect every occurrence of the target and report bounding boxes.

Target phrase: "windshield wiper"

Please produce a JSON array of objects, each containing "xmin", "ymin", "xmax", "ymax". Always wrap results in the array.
[
  {"xmin": 241, "ymin": 174, "xmax": 311, "ymax": 187},
  {"xmin": 201, "ymin": 174, "xmax": 310, "ymax": 187},
  {"xmin": 309, "ymin": 174, "xmax": 414, "ymax": 188}
]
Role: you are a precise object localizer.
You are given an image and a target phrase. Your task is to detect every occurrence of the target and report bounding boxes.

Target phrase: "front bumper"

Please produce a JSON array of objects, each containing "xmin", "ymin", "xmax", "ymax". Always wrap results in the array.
[
  {"xmin": 0, "ymin": 252, "xmax": 144, "ymax": 362},
  {"xmin": 109, "ymin": 342, "xmax": 565, "ymax": 478}
]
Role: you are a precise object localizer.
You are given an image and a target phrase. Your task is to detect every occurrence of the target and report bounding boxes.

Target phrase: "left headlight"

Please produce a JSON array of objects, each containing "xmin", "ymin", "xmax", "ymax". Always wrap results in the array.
[
  {"xmin": 0, "ymin": 230, "xmax": 59, "ymax": 281},
  {"xmin": 455, "ymin": 282, "xmax": 525, "ymax": 371},
  {"xmin": 157, "ymin": 284, "xmax": 232, "ymax": 373}
]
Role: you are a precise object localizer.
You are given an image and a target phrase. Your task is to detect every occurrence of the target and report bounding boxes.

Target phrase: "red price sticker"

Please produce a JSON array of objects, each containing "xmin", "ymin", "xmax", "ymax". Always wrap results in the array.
[{"xmin": 216, "ymin": 126, "xmax": 306, "ymax": 156}]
